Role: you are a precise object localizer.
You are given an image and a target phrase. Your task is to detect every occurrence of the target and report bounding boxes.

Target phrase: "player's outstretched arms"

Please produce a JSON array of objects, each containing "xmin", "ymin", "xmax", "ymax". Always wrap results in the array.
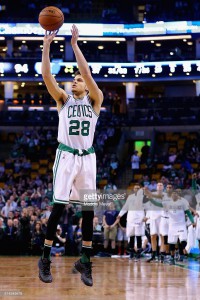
[
  {"xmin": 42, "ymin": 30, "xmax": 68, "ymax": 111},
  {"xmin": 71, "ymin": 24, "xmax": 103, "ymax": 114}
]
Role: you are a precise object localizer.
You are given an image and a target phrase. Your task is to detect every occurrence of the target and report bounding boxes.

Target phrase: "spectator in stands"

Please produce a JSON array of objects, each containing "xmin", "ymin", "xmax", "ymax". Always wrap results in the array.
[
  {"xmin": 4, "ymin": 218, "xmax": 18, "ymax": 254},
  {"xmin": 131, "ymin": 150, "xmax": 140, "ymax": 176},
  {"xmin": 60, "ymin": 204, "xmax": 75, "ymax": 256},
  {"xmin": 92, "ymin": 216, "xmax": 103, "ymax": 254},
  {"xmin": 168, "ymin": 151, "xmax": 177, "ymax": 164},
  {"xmin": 41, "ymin": 196, "xmax": 50, "ymax": 211},
  {"xmin": 41, "ymin": 218, "xmax": 48, "ymax": 236},
  {"xmin": 45, "ymin": 183, "xmax": 53, "ymax": 202},
  {"xmin": 74, "ymin": 218, "xmax": 83, "ymax": 256},
  {"xmin": 181, "ymin": 157, "xmax": 193, "ymax": 174},
  {"xmin": 21, "ymin": 158, "xmax": 31, "ymax": 171},
  {"xmin": 41, "ymin": 205, "xmax": 52, "ymax": 220},
  {"xmin": 148, "ymin": 180, "xmax": 157, "ymax": 191},
  {"xmin": 30, "ymin": 188, "xmax": 42, "ymax": 207},
  {"xmin": 51, "ymin": 225, "xmax": 66, "ymax": 256},
  {"xmin": 1, "ymin": 199, "xmax": 14, "ymax": 219},
  {"xmin": 103, "ymin": 202, "xmax": 119, "ymax": 255},
  {"xmin": 0, "ymin": 217, "xmax": 5, "ymax": 250},
  {"xmin": 17, "ymin": 199, "xmax": 27, "ymax": 212},
  {"xmin": 31, "ymin": 221, "xmax": 45, "ymax": 255},
  {"xmin": 0, "ymin": 195, "xmax": 5, "ymax": 211},
  {"xmin": 103, "ymin": 181, "xmax": 117, "ymax": 192},
  {"xmin": 18, "ymin": 208, "xmax": 31, "ymax": 255}
]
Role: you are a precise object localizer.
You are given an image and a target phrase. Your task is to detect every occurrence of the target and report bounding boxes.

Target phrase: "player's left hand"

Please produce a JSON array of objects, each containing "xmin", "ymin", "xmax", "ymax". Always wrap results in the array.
[{"xmin": 71, "ymin": 24, "xmax": 79, "ymax": 46}]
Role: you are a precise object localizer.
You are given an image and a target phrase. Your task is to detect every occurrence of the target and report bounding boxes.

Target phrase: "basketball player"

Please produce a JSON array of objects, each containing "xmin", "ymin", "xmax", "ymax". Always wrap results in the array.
[
  {"xmin": 146, "ymin": 189, "xmax": 195, "ymax": 265},
  {"xmin": 117, "ymin": 184, "xmax": 145, "ymax": 260},
  {"xmin": 144, "ymin": 182, "xmax": 164, "ymax": 262},
  {"xmin": 38, "ymin": 24, "xmax": 103, "ymax": 287}
]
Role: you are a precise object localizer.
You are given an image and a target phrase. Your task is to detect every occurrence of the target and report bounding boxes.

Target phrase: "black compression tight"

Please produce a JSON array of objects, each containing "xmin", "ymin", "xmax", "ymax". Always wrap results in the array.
[
  {"xmin": 82, "ymin": 209, "xmax": 94, "ymax": 241},
  {"xmin": 45, "ymin": 203, "xmax": 65, "ymax": 241},
  {"xmin": 129, "ymin": 236, "xmax": 142, "ymax": 249}
]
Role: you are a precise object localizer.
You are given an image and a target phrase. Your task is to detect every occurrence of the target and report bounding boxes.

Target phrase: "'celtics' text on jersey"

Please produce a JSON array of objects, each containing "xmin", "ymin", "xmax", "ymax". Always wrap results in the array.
[{"xmin": 57, "ymin": 95, "xmax": 98, "ymax": 149}]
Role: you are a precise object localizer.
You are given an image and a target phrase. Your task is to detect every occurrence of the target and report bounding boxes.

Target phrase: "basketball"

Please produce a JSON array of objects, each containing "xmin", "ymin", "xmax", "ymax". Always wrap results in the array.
[{"xmin": 38, "ymin": 6, "xmax": 64, "ymax": 31}]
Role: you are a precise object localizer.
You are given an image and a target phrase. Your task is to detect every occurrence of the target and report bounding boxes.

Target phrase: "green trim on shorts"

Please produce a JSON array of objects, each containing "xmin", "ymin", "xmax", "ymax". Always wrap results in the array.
[
  {"xmin": 53, "ymin": 149, "xmax": 62, "ymax": 188},
  {"xmin": 58, "ymin": 143, "xmax": 95, "ymax": 156},
  {"xmin": 53, "ymin": 194, "xmax": 69, "ymax": 205}
]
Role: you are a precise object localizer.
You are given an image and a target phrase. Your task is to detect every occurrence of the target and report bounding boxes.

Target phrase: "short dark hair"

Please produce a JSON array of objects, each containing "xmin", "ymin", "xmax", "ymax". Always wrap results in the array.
[{"xmin": 74, "ymin": 70, "xmax": 81, "ymax": 77}]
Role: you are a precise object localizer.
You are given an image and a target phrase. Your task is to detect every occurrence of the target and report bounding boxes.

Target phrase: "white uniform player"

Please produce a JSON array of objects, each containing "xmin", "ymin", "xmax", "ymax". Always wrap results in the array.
[
  {"xmin": 165, "ymin": 197, "xmax": 189, "ymax": 244},
  {"xmin": 148, "ymin": 191, "xmax": 195, "ymax": 264},
  {"xmin": 117, "ymin": 186, "xmax": 145, "ymax": 260},
  {"xmin": 159, "ymin": 192, "xmax": 171, "ymax": 237},
  {"xmin": 53, "ymin": 94, "xmax": 98, "ymax": 205},
  {"xmin": 118, "ymin": 187, "xmax": 145, "ymax": 238}
]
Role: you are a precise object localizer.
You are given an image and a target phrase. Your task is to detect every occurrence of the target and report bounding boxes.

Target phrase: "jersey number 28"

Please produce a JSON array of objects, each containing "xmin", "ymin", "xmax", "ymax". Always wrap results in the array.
[{"xmin": 69, "ymin": 120, "xmax": 90, "ymax": 136}]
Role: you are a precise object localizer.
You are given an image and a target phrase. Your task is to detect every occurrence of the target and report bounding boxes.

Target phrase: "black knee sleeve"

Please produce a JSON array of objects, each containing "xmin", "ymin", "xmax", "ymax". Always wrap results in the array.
[
  {"xmin": 82, "ymin": 209, "xmax": 94, "ymax": 241},
  {"xmin": 136, "ymin": 236, "xmax": 142, "ymax": 249},
  {"xmin": 169, "ymin": 244, "xmax": 175, "ymax": 251},
  {"xmin": 164, "ymin": 235, "xmax": 168, "ymax": 245},
  {"xmin": 45, "ymin": 203, "xmax": 65, "ymax": 241}
]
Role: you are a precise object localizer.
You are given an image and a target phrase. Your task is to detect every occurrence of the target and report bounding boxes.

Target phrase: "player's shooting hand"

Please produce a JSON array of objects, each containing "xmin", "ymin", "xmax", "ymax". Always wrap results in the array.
[
  {"xmin": 44, "ymin": 30, "xmax": 58, "ymax": 44},
  {"xmin": 71, "ymin": 24, "xmax": 79, "ymax": 46}
]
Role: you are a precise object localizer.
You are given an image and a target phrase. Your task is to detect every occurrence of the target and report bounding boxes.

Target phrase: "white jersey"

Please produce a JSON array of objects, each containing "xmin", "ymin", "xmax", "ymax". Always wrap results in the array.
[
  {"xmin": 119, "ymin": 188, "xmax": 145, "ymax": 225},
  {"xmin": 162, "ymin": 197, "xmax": 189, "ymax": 226},
  {"xmin": 57, "ymin": 94, "xmax": 98, "ymax": 149}
]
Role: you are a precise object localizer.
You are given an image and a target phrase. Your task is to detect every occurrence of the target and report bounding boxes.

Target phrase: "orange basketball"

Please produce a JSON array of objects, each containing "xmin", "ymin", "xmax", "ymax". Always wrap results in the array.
[{"xmin": 38, "ymin": 6, "xmax": 64, "ymax": 31}]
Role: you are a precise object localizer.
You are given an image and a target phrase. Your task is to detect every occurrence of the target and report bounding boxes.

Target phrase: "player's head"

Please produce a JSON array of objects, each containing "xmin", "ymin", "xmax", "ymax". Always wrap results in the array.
[
  {"xmin": 72, "ymin": 70, "xmax": 89, "ymax": 95},
  {"xmin": 166, "ymin": 183, "xmax": 173, "ymax": 195},
  {"xmin": 171, "ymin": 191, "xmax": 180, "ymax": 201},
  {"xmin": 133, "ymin": 183, "xmax": 140, "ymax": 194},
  {"xmin": 156, "ymin": 182, "xmax": 164, "ymax": 192}
]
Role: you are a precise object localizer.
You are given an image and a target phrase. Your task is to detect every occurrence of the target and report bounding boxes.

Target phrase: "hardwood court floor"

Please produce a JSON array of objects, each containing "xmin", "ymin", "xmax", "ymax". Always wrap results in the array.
[{"xmin": 0, "ymin": 256, "xmax": 200, "ymax": 300}]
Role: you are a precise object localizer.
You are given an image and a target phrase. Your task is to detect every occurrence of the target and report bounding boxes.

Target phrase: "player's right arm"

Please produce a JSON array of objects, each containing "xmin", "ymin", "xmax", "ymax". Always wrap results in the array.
[
  {"xmin": 118, "ymin": 195, "xmax": 131, "ymax": 218},
  {"xmin": 42, "ymin": 31, "xmax": 68, "ymax": 112}
]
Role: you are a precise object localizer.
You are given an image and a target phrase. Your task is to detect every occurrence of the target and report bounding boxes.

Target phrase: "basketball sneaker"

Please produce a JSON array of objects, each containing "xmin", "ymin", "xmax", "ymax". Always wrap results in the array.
[
  {"xmin": 129, "ymin": 251, "xmax": 134, "ymax": 260},
  {"xmin": 168, "ymin": 258, "xmax": 175, "ymax": 265},
  {"xmin": 74, "ymin": 259, "xmax": 93, "ymax": 286},
  {"xmin": 176, "ymin": 255, "xmax": 184, "ymax": 262},
  {"xmin": 38, "ymin": 257, "xmax": 52, "ymax": 283},
  {"xmin": 160, "ymin": 254, "xmax": 165, "ymax": 263},
  {"xmin": 146, "ymin": 256, "xmax": 156, "ymax": 263}
]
